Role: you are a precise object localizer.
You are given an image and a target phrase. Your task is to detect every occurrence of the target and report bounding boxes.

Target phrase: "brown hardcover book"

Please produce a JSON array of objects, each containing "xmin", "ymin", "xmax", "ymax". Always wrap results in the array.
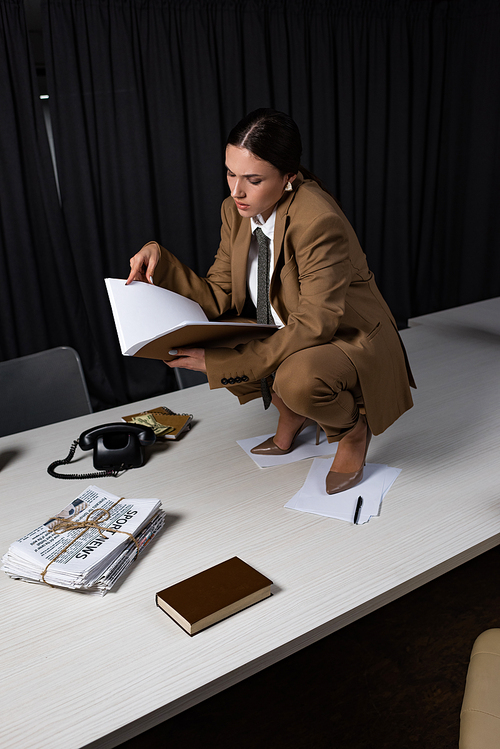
[{"xmin": 156, "ymin": 557, "xmax": 273, "ymax": 635}]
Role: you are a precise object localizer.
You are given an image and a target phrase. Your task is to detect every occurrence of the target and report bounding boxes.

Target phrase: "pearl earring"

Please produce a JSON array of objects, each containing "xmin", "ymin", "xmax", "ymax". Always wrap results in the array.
[{"xmin": 285, "ymin": 181, "xmax": 293, "ymax": 192}]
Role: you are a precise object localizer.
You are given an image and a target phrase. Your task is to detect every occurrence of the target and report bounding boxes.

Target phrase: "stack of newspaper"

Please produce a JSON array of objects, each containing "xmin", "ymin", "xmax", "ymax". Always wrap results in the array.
[{"xmin": 1, "ymin": 485, "xmax": 164, "ymax": 595}]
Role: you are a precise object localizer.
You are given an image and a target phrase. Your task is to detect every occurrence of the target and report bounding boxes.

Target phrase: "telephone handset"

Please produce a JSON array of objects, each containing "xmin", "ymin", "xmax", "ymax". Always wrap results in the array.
[
  {"xmin": 47, "ymin": 422, "xmax": 156, "ymax": 480},
  {"xmin": 79, "ymin": 423, "xmax": 156, "ymax": 469}
]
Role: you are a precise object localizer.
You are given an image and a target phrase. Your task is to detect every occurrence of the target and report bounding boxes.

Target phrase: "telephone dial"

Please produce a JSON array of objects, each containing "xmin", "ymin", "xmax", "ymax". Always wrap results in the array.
[{"xmin": 47, "ymin": 423, "xmax": 156, "ymax": 479}]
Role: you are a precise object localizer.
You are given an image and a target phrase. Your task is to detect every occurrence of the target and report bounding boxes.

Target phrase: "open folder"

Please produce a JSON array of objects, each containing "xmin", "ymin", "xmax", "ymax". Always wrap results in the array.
[{"xmin": 105, "ymin": 278, "xmax": 277, "ymax": 360}]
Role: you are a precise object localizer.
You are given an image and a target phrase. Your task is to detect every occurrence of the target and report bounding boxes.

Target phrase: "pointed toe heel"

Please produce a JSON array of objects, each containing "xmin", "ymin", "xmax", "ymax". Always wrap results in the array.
[
  {"xmin": 251, "ymin": 419, "xmax": 320, "ymax": 456},
  {"xmin": 326, "ymin": 424, "xmax": 372, "ymax": 495},
  {"xmin": 250, "ymin": 436, "xmax": 291, "ymax": 456},
  {"xmin": 325, "ymin": 467, "xmax": 364, "ymax": 495}
]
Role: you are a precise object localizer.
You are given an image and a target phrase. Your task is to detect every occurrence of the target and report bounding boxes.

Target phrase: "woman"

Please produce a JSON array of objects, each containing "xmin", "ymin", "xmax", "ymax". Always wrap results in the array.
[{"xmin": 127, "ymin": 109, "xmax": 415, "ymax": 494}]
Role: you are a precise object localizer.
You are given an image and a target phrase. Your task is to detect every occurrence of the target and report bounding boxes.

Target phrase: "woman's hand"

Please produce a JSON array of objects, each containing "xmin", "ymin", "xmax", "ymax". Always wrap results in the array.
[
  {"xmin": 165, "ymin": 348, "xmax": 206, "ymax": 373},
  {"xmin": 126, "ymin": 242, "xmax": 161, "ymax": 285}
]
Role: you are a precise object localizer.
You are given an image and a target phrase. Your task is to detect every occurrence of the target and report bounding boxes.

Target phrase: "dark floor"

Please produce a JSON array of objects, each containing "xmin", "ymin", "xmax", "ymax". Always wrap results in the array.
[{"xmin": 122, "ymin": 544, "xmax": 500, "ymax": 749}]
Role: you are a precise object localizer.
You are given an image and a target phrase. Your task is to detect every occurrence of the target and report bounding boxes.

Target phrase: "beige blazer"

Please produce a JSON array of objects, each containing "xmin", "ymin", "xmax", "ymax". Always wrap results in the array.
[{"xmin": 151, "ymin": 173, "xmax": 415, "ymax": 435}]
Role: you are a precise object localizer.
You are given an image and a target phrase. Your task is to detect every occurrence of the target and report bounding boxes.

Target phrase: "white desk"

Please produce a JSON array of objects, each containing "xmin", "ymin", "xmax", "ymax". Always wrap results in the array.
[{"xmin": 1, "ymin": 298, "xmax": 499, "ymax": 749}]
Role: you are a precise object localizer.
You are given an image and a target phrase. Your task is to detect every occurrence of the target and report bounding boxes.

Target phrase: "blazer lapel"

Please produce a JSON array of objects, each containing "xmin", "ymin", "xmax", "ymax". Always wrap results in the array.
[
  {"xmin": 272, "ymin": 204, "xmax": 288, "ymax": 274},
  {"xmin": 272, "ymin": 172, "xmax": 303, "ymax": 274},
  {"xmin": 231, "ymin": 219, "xmax": 251, "ymax": 315},
  {"xmin": 270, "ymin": 174, "xmax": 303, "ymax": 318}
]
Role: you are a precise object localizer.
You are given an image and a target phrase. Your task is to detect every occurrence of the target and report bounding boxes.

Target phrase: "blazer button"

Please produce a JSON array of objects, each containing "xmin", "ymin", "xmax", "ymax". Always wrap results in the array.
[
  {"xmin": 221, "ymin": 378, "xmax": 228, "ymax": 385},
  {"xmin": 242, "ymin": 376, "xmax": 249, "ymax": 382},
  {"xmin": 228, "ymin": 377, "xmax": 235, "ymax": 384},
  {"xmin": 235, "ymin": 377, "xmax": 242, "ymax": 383}
]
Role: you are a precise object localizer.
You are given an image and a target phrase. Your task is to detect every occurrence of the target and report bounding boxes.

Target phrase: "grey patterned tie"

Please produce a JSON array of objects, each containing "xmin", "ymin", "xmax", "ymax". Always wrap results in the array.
[{"xmin": 254, "ymin": 227, "xmax": 273, "ymax": 409}]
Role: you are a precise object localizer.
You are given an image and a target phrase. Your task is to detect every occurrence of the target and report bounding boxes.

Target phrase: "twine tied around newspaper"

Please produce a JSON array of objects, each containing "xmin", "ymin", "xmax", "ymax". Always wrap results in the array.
[{"xmin": 40, "ymin": 498, "xmax": 140, "ymax": 585}]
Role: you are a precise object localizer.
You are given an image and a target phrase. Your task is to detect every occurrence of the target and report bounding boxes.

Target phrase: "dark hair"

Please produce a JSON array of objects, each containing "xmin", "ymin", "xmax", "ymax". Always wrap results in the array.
[
  {"xmin": 226, "ymin": 108, "xmax": 302, "ymax": 176},
  {"xmin": 226, "ymin": 108, "xmax": 336, "ymax": 200}
]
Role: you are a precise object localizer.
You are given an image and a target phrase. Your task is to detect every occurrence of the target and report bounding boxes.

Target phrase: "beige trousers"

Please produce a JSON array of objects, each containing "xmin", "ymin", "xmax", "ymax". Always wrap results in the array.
[{"xmin": 227, "ymin": 343, "xmax": 364, "ymax": 443}]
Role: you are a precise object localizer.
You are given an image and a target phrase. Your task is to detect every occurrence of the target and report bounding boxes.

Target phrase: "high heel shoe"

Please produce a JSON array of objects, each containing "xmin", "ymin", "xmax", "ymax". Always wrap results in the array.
[
  {"xmin": 325, "ymin": 422, "xmax": 372, "ymax": 495},
  {"xmin": 251, "ymin": 420, "xmax": 321, "ymax": 456}
]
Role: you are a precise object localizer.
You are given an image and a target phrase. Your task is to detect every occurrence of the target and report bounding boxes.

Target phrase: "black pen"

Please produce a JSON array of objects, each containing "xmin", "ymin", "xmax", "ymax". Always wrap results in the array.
[{"xmin": 353, "ymin": 496, "xmax": 363, "ymax": 525}]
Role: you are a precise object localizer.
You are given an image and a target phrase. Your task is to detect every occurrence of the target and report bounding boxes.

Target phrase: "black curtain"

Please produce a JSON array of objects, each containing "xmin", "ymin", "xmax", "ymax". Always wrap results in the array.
[
  {"xmin": 0, "ymin": 0, "xmax": 93, "ymax": 366},
  {"xmin": 41, "ymin": 0, "xmax": 500, "ymax": 331},
  {"xmin": 0, "ymin": 0, "xmax": 175, "ymax": 409},
  {"xmin": 2, "ymin": 0, "xmax": 499, "ymax": 407},
  {"xmin": 0, "ymin": 0, "xmax": 120, "ymax": 409}
]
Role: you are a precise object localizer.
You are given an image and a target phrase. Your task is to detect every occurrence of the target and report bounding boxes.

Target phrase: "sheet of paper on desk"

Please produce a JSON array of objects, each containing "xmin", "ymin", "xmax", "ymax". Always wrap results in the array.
[
  {"xmin": 237, "ymin": 424, "xmax": 336, "ymax": 468},
  {"xmin": 285, "ymin": 459, "xmax": 401, "ymax": 524}
]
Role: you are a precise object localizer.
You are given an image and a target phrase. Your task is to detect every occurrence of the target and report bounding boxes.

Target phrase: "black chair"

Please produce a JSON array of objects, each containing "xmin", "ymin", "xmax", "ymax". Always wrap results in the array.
[{"xmin": 0, "ymin": 347, "xmax": 92, "ymax": 437}]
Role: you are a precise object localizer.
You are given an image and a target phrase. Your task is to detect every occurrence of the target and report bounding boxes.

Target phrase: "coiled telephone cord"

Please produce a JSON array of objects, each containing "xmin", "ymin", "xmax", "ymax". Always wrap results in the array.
[{"xmin": 47, "ymin": 439, "xmax": 125, "ymax": 480}]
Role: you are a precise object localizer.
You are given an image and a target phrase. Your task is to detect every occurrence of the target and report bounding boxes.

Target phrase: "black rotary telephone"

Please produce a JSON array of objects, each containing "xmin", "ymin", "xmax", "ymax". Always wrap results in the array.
[{"xmin": 47, "ymin": 423, "xmax": 156, "ymax": 479}]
